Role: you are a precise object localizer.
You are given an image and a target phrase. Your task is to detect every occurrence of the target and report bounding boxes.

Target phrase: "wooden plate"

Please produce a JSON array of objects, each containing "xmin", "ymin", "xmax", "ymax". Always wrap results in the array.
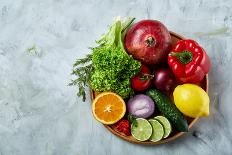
[{"xmin": 90, "ymin": 31, "xmax": 209, "ymax": 145}]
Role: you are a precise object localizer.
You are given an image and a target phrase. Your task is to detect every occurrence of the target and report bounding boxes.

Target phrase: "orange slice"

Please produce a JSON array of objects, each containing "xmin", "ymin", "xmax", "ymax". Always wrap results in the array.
[{"xmin": 92, "ymin": 92, "xmax": 126, "ymax": 125}]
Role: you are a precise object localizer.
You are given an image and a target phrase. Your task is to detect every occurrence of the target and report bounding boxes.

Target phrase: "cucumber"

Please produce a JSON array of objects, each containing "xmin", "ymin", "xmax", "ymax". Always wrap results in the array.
[{"xmin": 146, "ymin": 89, "xmax": 188, "ymax": 132}]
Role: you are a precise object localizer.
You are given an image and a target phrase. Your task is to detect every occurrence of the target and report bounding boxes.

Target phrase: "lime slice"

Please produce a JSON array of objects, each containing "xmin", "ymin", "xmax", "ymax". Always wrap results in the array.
[
  {"xmin": 148, "ymin": 119, "xmax": 164, "ymax": 142},
  {"xmin": 131, "ymin": 118, "xmax": 152, "ymax": 141},
  {"xmin": 154, "ymin": 116, "xmax": 172, "ymax": 138}
]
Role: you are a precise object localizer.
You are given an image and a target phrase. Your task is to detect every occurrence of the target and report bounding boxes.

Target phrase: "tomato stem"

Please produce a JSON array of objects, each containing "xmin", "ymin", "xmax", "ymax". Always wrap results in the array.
[{"xmin": 140, "ymin": 73, "xmax": 154, "ymax": 81}]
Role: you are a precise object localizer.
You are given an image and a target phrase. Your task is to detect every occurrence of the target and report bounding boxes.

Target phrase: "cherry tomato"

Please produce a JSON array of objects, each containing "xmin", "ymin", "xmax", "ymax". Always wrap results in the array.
[{"xmin": 131, "ymin": 65, "xmax": 152, "ymax": 91}]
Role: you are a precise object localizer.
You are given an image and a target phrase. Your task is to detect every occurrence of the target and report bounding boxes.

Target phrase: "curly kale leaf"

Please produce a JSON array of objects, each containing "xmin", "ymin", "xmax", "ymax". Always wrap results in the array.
[{"xmin": 70, "ymin": 17, "xmax": 141, "ymax": 101}]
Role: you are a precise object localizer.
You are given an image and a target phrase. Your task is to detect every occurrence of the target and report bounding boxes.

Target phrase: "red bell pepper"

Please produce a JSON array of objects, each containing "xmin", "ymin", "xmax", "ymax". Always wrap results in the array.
[{"xmin": 168, "ymin": 39, "xmax": 211, "ymax": 83}]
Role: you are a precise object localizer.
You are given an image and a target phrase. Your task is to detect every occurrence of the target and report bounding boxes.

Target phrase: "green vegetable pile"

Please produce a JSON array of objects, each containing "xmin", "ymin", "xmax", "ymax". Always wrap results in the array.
[{"xmin": 70, "ymin": 18, "xmax": 141, "ymax": 101}]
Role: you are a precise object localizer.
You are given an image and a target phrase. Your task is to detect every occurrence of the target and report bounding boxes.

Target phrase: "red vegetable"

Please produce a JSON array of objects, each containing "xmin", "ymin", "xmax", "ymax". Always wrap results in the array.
[
  {"xmin": 168, "ymin": 39, "xmax": 211, "ymax": 83},
  {"xmin": 125, "ymin": 20, "xmax": 172, "ymax": 65},
  {"xmin": 131, "ymin": 65, "xmax": 152, "ymax": 91},
  {"xmin": 154, "ymin": 68, "xmax": 176, "ymax": 92},
  {"xmin": 115, "ymin": 119, "xmax": 131, "ymax": 136}
]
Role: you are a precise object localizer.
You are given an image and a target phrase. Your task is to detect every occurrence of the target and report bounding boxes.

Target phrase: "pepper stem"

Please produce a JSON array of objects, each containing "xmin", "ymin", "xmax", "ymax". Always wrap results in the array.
[{"xmin": 169, "ymin": 50, "xmax": 193, "ymax": 64}]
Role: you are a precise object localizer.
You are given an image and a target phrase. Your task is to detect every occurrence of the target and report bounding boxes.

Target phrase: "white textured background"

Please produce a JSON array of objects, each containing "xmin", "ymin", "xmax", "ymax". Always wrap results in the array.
[{"xmin": 0, "ymin": 0, "xmax": 232, "ymax": 154}]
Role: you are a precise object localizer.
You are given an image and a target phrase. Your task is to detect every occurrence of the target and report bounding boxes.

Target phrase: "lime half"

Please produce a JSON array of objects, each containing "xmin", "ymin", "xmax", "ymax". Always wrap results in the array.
[
  {"xmin": 154, "ymin": 116, "xmax": 172, "ymax": 138},
  {"xmin": 148, "ymin": 119, "xmax": 164, "ymax": 142},
  {"xmin": 131, "ymin": 118, "xmax": 152, "ymax": 141}
]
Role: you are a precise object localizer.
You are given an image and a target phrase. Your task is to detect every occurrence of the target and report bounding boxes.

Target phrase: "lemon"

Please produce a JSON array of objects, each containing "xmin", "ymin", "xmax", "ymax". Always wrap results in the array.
[{"xmin": 173, "ymin": 84, "xmax": 210, "ymax": 118}]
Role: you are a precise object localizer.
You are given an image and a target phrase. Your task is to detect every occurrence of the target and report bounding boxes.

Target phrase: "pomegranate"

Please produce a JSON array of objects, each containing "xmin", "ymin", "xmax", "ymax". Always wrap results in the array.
[{"xmin": 124, "ymin": 20, "xmax": 172, "ymax": 65}]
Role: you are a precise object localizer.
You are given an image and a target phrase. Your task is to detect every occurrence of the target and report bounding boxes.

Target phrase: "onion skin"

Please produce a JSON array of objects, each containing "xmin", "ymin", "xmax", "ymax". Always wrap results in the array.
[
  {"xmin": 125, "ymin": 20, "xmax": 172, "ymax": 65},
  {"xmin": 127, "ymin": 94, "xmax": 155, "ymax": 118}
]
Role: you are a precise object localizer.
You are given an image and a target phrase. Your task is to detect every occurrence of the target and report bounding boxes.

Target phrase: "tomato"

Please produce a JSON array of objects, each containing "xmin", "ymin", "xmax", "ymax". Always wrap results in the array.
[{"xmin": 131, "ymin": 65, "xmax": 152, "ymax": 91}]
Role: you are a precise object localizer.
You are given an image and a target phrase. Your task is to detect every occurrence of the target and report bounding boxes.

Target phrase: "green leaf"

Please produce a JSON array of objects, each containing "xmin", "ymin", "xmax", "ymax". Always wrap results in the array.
[
  {"xmin": 70, "ymin": 17, "xmax": 141, "ymax": 102},
  {"xmin": 127, "ymin": 114, "xmax": 138, "ymax": 127}
]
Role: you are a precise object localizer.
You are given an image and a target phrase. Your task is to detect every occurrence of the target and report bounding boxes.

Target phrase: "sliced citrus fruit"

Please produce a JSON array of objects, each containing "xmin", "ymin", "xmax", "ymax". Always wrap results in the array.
[
  {"xmin": 92, "ymin": 92, "xmax": 126, "ymax": 125},
  {"xmin": 131, "ymin": 118, "xmax": 152, "ymax": 141},
  {"xmin": 154, "ymin": 116, "xmax": 172, "ymax": 138},
  {"xmin": 148, "ymin": 119, "xmax": 164, "ymax": 142}
]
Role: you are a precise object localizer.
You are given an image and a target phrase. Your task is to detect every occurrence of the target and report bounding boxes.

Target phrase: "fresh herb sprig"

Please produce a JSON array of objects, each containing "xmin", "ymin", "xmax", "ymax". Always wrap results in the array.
[
  {"xmin": 127, "ymin": 114, "xmax": 138, "ymax": 127},
  {"xmin": 70, "ymin": 17, "xmax": 141, "ymax": 102},
  {"xmin": 69, "ymin": 54, "xmax": 93, "ymax": 101}
]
